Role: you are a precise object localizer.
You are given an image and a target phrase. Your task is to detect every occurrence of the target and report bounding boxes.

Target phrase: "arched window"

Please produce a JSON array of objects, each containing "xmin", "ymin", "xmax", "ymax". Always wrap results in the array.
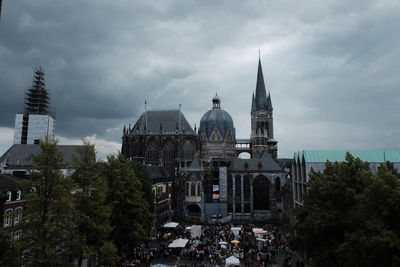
[
  {"xmin": 146, "ymin": 139, "xmax": 158, "ymax": 165},
  {"xmin": 182, "ymin": 140, "xmax": 195, "ymax": 161},
  {"xmin": 275, "ymin": 177, "xmax": 281, "ymax": 192},
  {"xmin": 4, "ymin": 209, "xmax": 12, "ymax": 227},
  {"xmin": 14, "ymin": 207, "xmax": 22, "ymax": 224},
  {"xmin": 197, "ymin": 183, "xmax": 201, "ymax": 197},
  {"xmin": 163, "ymin": 139, "xmax": 176, "ymax": 178},
  {"xmin": 190, "ymin": 183, "xmax": 196, "ymax": 196}
]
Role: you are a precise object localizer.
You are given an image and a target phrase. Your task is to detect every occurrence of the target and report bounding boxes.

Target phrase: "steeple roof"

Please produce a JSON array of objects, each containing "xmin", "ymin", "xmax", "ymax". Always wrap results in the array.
[{"xmin": 252, "ymin": 58, "xmax": 272, "ymax": 112}]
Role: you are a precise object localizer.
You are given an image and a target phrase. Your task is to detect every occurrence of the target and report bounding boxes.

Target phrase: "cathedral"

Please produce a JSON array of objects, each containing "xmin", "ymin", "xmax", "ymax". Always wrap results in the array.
[{"xmin": 122, "ymin": 58, "xmax": 288, "ymax": 223}]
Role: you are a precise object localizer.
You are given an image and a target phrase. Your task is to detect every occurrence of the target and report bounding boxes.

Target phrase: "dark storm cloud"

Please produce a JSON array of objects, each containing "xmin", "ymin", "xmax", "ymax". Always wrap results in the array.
[{"xmin": 1, "ymin": 0, "xmax": 400, "ymax": 157}]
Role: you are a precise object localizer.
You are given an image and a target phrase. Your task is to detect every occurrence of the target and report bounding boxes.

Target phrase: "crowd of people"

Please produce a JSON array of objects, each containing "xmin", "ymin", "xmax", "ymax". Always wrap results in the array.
[{"xmin": 128, "ymin": 222, "xmax": 297, "ymax": 266}]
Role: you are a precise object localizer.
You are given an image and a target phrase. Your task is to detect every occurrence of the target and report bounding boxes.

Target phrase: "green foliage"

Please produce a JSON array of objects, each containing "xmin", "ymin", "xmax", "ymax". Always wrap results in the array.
[
  {"xmin": 292, "ymin": 153, "xmax": 400, "ymax": 267},
  {"xmin": 102, "ymin": 154, "xmax": 153, "ymax": 257},
  {"xmin": 0, "ymin": 229, "xmax": 19, "ymax": 266},
  {"xmin": 71, "ymin": 139, "xmax": 118, "ymax": 266},
  {"xmin": 20, "ymin": 138, "xmax": 76, "ymax": 266},
  {"xmin": 131, "ymin": 161, "xmax": 154, "ymax": 212}
]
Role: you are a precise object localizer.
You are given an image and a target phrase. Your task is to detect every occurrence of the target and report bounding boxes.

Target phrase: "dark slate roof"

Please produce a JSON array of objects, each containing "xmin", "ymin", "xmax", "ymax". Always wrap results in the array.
[
  {"xmin": 130, "ymin": 110, "xmax": 195, "ymax": 135},
  {"xmin": 188, "ymin": 155, "xmax": 201, "ymax": 171},
  {"xmin": 229, "ymin": 152, "xmax": 283, "ymax": 172},
  {"xmin": 0, "ymin": 144, "xmax": 82, "ymax": 169},
  {"xmin": 0, "ymin": 174, "xmax": 21, "ymax": 189},
  {"xmin": 145, "ymin": 165, "xmax": 171, "ymax": 183},
  {"xmin": 252, "ymin": 59, "xmax": 272, "ymax": 112},
  {"xmin": 199, "ymin": 109, "xmax": 235, "ymax": 138}
]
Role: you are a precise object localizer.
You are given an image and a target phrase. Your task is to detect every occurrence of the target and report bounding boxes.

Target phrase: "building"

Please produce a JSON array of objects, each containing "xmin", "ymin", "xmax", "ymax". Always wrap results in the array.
[
  {"xmin": 146, "ymin": 165, "xmax": 173, "ymax": 226},
  {"xmin": 0, "ymin": 144, "xmax": 81, "ymax": 177},
  {"xmin": 14, "ymin": 67, "xmax": 55, "ymax": 145},
  {"xmin": 0, "ymin": 174, "xmax": 25, "ymax": 239},
  {"xmin": 292, "ymin": 150, "xmax": 400, "ymax": 207},
  {"xmin": 122, "ymin": 110, "xmax": 198, "ymax": 179},
  {"xmin": 122, "ymin": 58, "xmax": 290, "ymax": 223}
]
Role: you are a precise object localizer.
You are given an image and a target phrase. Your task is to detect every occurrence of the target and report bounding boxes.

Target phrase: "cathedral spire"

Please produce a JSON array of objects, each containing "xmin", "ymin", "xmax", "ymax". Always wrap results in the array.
[
  {"xmin": 251, "ymin": 91, "xmax": 256, "ymax": 114},
  {"xmin": 254, "ymin": 58, "xmax": 268, "ymax": 110},
  {"xmin": 267, "ymin": 91, "xmax": 273, "ymax": 110}
]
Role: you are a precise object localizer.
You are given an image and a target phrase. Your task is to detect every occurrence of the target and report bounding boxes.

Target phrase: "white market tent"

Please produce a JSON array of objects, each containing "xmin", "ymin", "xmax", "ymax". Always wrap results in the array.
[
  {"xmin": 191, "ymin": 225, "xmax": 202, "ymax": 238},
  {"xmin": 231, "ymin": 227, "xmax": 241, "ymax": 236},
  {"xmin": 163, "ymin": 222, "xmax": 179, "ymax": 228},
  {"xmin": 168, "ymin": 238, "xmax": 189, "ymax": 248},
  {"xmin": 252, "ymin": 228, "xmax": 263, "ymax": 234},
  {"xmin": 225, "ymin": 255, "xmax": 240, "ymax": 266}
]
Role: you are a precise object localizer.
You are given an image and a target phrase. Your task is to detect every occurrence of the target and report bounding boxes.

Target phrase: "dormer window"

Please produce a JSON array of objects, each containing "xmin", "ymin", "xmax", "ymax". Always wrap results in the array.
[
  {"xmin": 16, "ymin": 190, "xmax": 21, "ymax": 201},
  {"xmin": 6, "ymin": 191, "xmax": 12, "ymax": 202}
]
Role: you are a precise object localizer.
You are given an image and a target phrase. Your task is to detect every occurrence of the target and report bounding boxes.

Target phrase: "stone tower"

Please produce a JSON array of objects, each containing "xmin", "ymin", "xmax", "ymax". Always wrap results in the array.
[{"xmin": 250, "ymin": 59, "xmax": 278, "ymax": 159}]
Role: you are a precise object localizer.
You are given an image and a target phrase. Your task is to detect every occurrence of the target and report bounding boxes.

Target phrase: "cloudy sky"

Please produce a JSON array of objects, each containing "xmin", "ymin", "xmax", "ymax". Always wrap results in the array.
[{"xmin": 1, "ymin": 0, "xmax": 400, "ymax": 159}]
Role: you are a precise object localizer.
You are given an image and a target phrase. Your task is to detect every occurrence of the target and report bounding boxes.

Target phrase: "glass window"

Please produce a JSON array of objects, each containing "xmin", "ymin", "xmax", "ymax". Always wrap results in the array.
[
  {"xmin": 17, "ymin": 190, "xmax": 22, "ymax": 201},
  {"xmin": 14, "ymin": 207, "xmax": 23, "ymax": 224},
  {"xmin": 4, "ymin": 209, "xmax": 13, "ymax": 227},
  {"xmin": 6, "ymin": 191, "xmax": 12, "ymax": 202}
]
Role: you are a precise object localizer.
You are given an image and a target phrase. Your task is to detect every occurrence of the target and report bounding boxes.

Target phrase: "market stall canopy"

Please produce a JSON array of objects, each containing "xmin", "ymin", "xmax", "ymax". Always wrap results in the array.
[
  {"xmin": 230, "ymin": 240, "xmax": 240, "ymax": 244},
  {"xmin": 231, "ymin": 227, "xmax": 241, "ymax": 235},
  {"xmin": 254, "ymin": 229, "xmax": 267, "ymax": 234},
  {"xmin": 168, "ymin": 238, "xmax": 189, "ymax": 248},
  {"xmin": 225, "ymin": 255, "xmax": 240, "ymax": 266},
  {"xmin": 219, "ymin": 241, "xmax": 228, "ymax": 245},
  {"xmin": 163, "ymin": 222, "xmax": 179, "ymax": 228}
]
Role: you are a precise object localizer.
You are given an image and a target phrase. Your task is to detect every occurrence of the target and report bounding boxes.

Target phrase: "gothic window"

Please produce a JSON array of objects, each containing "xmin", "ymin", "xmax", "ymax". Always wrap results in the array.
[
  {"xmin": 197, "ymin": 183, "xmax": 201, "ymax": 197},
  {"xmin": 182, "ymin": 140, "xmax": 195, "ymax": 161},
  {"xmin": 190, "ymin": 183, "xmax": 196, "ymax": 196},
  {"xmin": 235, "ymin": 175, "xmax": 242, "ymax": 213},
  {"xmin": 227, "ymin": 174, "xmax": 233, "ymax": 213},
  {"xmin": 146, "ymin": 139, "xmax": 158, "ymax": 165},
  {"xmin": 253, "ymin": 175, "xmax": 270, "ymax": 210},
  {"xmin": 186, "ymin": 182, "xmax": 190, "ymax": 196},
  {"xmin": 244, "ymin": 174, "xmax": 251, "ymax": 202},
  {"xmin": 275, "ymin": 177, "xmax": 281, "ymax": 192},
  {"xmin": 163, "ymin": 139, "xmax": 176, "ymax": 178}
]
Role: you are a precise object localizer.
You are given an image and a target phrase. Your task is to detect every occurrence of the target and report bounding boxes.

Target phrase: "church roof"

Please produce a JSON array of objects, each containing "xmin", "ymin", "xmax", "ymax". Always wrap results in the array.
[
  {"xmin": 252, "ymin": 59, "xmax": 272, "ymax": 113},
  {"xmin": 145, "ymin": 165, "xmax": 171, "ymax": 183},
  {"xmin": 229, "ymin": 152, "xmax": 283, "ymax": 172},
  {"xmin": 0, "ymin": 144, "xmax": 83, "ymax": 169},
  {"xmin": 130, "ymin": 110, "xmax": 195, "ymax": 135}
]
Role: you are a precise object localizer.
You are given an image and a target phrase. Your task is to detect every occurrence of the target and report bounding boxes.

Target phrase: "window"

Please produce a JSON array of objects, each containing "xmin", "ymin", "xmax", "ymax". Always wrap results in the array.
[
  {"xmin": 6, "ymin": 191, "xmax": 11, "ymax": 202},
  {"xmin": 4, "ymin": 209, "xmax": 13, "ymax": 227},
  {"xmin": 14, "ymin": 230, "xmax": 22, "ymax": 240},
  {"xmin": 14, "ymin": 207, "xmax": 23, "ymax": 224},
  {"xmin": 16, "ymin": 190, "xmax": 22, "ymax": 201}
]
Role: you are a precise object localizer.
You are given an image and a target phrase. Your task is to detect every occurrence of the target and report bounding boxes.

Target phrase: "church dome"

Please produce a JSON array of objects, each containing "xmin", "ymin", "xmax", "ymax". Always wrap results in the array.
[{"xmin": 199, "ymin": 94, "xmax": 235, "ymax": 139}]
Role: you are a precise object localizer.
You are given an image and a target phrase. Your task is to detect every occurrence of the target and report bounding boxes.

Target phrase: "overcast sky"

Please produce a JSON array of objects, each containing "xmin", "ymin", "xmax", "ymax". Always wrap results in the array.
[{"xmin": 1, "ymin": 0, "xmax": 400, "ymax": 159}]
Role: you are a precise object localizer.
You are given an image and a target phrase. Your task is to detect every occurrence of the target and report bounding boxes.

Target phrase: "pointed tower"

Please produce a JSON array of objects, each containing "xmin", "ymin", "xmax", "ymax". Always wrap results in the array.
[
  {"xmin": 250, "ymin": 59, "xmax": 278, "ymax": 159},
  {"xmin": 14, "ymin": 67, "xmax": 55, "ymax": 144}
]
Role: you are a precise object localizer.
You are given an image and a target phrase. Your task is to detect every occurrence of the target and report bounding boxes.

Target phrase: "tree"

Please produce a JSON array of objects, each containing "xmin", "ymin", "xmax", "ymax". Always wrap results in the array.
[
  {"xmin": 101, "ymin": 154, "xmax": 152, "ymax": 259},
  {"xmin": 20, "ymin": 138, "xmax": 76, "ymax": 266},
  {"xmin": 131, "ymin": 161, "xmax": 154, "ymax": 212},
  {"xmin": 0, "ymin": 229, "xmax": 19, "ymax": 266},
  {"xmin": 71, "ymin": 139, "xmax": 117, "ymax": 266},
  {"xmin": 292, "ymin": 154, "xmax": 400, "ymax": 266}
]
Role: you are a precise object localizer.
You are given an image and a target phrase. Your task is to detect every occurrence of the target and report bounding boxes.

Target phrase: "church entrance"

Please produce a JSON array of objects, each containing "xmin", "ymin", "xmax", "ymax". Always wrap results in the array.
[{"xmin": 253, "ymin": 175, "xmax": 270, "ymax": 210}]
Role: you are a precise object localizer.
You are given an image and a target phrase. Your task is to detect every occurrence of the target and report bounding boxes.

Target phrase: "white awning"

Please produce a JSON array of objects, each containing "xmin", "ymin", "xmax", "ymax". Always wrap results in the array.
[
  {"xmin": 168, "ymin": 238, "xmax": 189, "ymax": 248},
  {"xmin": 163, "ymin": 222, "xmax": 179, "ymax": 228},
  {"xmin": 225, "ymin": 255, "xmax": 240, "ymax": 266}
]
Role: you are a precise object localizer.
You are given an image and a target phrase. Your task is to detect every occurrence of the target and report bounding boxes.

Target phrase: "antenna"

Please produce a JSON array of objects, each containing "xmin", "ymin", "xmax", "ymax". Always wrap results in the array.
[
  {"xmin": 179, "ymin": 104, "xmax": 182, "ymax": 132},
  {"xmin": 145, "ymin": 100, "xmax": 148, "ymax": 132}
]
